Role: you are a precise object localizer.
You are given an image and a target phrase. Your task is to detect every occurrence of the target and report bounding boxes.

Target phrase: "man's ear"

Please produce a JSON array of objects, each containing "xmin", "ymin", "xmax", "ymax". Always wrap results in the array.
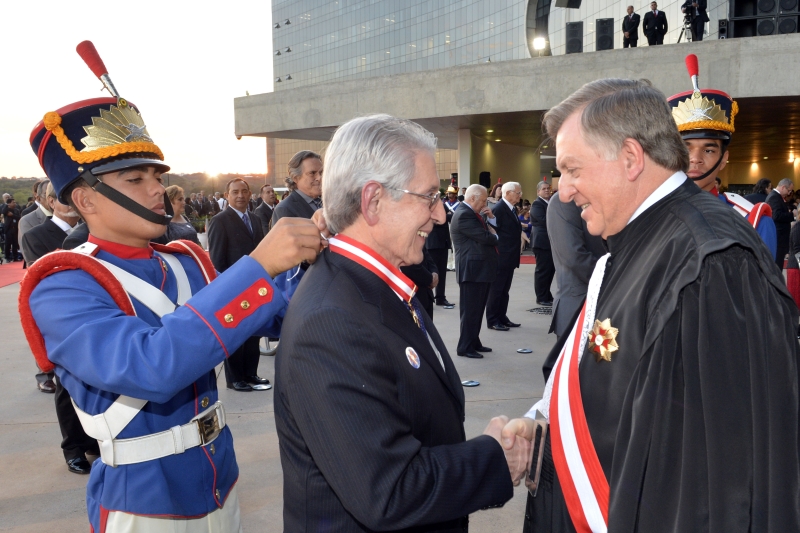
[
  {"xmin": 621, "ymin": 138, "xmax": 646, "ymax": 182},
  {"xmin": 718, "ymin": 150, "xmax": 729, "ymax": 172},
  {"xmin": 361, "ymin": 181, "xmax": 383, "ymax": 226},
  {"xmin": 71, "ymin": 187, "xmax": 96, "ymax": 216}
]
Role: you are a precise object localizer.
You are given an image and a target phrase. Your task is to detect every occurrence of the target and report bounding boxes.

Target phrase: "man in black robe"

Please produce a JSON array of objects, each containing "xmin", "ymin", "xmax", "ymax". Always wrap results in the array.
[{"xmin": 501, "ymin": 78, "xmax": 800, "ymax": 532}]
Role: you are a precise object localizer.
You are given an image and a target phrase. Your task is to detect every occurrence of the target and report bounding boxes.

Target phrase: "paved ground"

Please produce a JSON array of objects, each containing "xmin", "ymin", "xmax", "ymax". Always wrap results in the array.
[{"xmin": 0, "ymin": 263, "xmax": 555, "ymax": 532}]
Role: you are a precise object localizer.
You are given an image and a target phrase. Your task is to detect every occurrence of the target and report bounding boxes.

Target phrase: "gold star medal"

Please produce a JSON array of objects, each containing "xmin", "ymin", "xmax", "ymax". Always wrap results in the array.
[{"xmin": 588, "ymin": 318, "xmax": 619, "ymax": 362}]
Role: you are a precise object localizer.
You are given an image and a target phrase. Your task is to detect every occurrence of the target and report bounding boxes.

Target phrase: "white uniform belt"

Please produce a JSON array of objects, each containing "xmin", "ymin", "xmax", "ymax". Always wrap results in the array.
[{"xmin": 75, "ymin": 401, "xmax": 226, "ymax": 467}]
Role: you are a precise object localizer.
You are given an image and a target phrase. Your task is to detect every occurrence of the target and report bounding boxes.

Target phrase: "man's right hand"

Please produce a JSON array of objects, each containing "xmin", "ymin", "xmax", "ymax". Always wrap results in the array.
[{"xmin": 251, "ymin": 217, "xmax": 325, "ymax": 278}]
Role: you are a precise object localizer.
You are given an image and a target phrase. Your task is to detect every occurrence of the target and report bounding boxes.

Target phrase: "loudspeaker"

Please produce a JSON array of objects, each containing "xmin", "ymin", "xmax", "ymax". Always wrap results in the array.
[
  {"xmin": 596, "ymin": 18, "xmax": 614, "ymax": 50},
  {"xmin": 757, "ymin": 0, "xmax": 778, "ymax": 15},
  {"xmin": 479, "ymin": 172, "xmax": 491, "ymax": 189},
  {"xmin": 566, "ymin": 22, "xmax": 584, "ymax": 54},
  {"xmin": 780, "ymin": 0, "xmax": 798, "ymax": 12},
  {"xmin": 718, "ymin": 19, "xmax": 728, "ymax": 37},
  {"xmin": 757, "ymin": 17, "xmax": 777, "ymax": 33},
  {"xmin": 555, "ymin": 0, "xmax": 582, "ymax": 8},
  {"xmin": 778, "ymin": 15, "xmax": 799, "ymax": 31}
]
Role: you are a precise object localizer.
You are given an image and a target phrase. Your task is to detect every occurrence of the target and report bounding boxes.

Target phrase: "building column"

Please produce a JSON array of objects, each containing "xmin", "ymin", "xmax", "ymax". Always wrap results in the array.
[{"xmin": 457, "ymin": 129, "xmax": 472, "ymax": 188}]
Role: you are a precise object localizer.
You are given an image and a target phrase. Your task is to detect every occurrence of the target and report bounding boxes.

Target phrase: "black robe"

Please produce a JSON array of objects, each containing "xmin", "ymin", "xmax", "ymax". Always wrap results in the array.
[{"xmin": 526, "ymin": 179, "xmax": 800, "ymax": 532}]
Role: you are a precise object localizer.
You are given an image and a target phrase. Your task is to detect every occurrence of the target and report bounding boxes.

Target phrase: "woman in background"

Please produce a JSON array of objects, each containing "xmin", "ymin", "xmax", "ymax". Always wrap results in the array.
[{"xmin": 153, "ymin": 185, "xmax": 201, "ymax": 245}]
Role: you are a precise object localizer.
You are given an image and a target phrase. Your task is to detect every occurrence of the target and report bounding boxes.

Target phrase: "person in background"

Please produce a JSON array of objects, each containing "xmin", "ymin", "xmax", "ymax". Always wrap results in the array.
[
  {"xmin": 254, "ymin": 184, "xmax": 278, "ymax": 235},
  {"xmin": 622, "ymin": 5, "xmax": 640, "ymax": 47},
  {"xmin": 681, "ymin": 0, "xmax": 709, "ymax": 41},
  {"xmin": 487, "ymin": 182, "xmax": 503, "ymax": 205},
  {"xmin": 643, "ymin": 1, "xmax": 668, "ymax": 45},
  {"xmin": 2, "ymin": 197, "xmax": 20, "ymax": 263},
  {"xmin": 519, "ymin": 206, "xmax": 532, "ymax": 252},
  {"xmin": 272, "ymin": 150, "xmax": 323, "ymax": 225},
  {"xmin": 745, "ymin": 178, "xmax": 772, "ymax": 204},
  {"xmin": 767, "ymin": 178, "xmax": 795, "ymax": 269},
  {"xmin": 530, "ymin": 181, "xmax": 555, "ymax": 306},
  {"xmin": 787, "ymin": 213, "xmax": 800, "ymax": 335},
  {"xmin": 152, "ymin": 185, "xmax": 200, "ymax": 245}
]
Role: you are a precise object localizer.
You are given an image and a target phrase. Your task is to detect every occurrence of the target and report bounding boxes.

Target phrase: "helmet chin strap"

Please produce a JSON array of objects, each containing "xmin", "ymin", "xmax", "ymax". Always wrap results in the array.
[
  {"xmin": 80, "ymin": 169, "xmax": 173, "ymax": 225},
  {"xmin": 688, "ymin": 149, "xmax": 726, "ymax": 183}
]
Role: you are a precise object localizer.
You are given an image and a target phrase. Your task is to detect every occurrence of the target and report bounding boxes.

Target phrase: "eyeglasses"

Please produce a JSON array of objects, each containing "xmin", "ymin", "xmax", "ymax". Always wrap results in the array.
[{"xmin": 388, "ymin": 188, "xmax": 442, "ymax": 209}]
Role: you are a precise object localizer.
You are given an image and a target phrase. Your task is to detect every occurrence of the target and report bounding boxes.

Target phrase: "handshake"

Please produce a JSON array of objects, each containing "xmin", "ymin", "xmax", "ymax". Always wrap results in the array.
[{"xmin": 483, "ymin": 416, "xmax": 547, "ymax": 489}]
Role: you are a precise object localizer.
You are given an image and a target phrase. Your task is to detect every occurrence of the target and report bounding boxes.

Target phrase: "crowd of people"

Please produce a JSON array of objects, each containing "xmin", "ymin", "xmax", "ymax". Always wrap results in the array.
[{"xmin": 9, "ymin": 46, "xmax": 800, "ymax": 533}]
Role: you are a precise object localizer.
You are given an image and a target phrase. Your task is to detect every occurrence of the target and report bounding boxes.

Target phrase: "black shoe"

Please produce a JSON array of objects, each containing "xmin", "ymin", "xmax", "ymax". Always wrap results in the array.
[
  {"xmin": 246, "ymin": 375, "xmax": 270, "ymax": 385},
  {"xmin": 227, "ymin": 381, "xmax": 253, "ymax": 392},
  {"xmin": 66, "ymin": 457, "xmax": 92, "ymax": 475},
  {"xmin": 457, "ymin": 351, "xmax": 484, "ymax": 359},
  {"xmin": 436, "ymin": 299, "xmax": 455, "ymax": 307},
  {"xmin": 503, "ymin": 321, "xmax": 521, "ymax": 328},
  {"xmin": 37, "ymin": 379, "xmax": 56, "ymax": 393},
  {"xmin": 475, "ymin": 346, "xmax": 493, "ymax": 353},
  {"xmin": 488, "ymin": 324, "xmax": 510, "ymax": 331},
  {"xmin": 536, "ymin": 300, "xmax": 553, "ymax": 306}
]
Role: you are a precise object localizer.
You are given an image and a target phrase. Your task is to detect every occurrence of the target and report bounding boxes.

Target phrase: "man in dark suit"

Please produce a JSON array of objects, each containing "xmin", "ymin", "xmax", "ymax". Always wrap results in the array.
[
  {"xmin": 275, "ymin": 114, "xmax": 523, "ymax": 533},
  {"xmin": 21, "ymin": 183, "xmax": 99, "ymax": 474},
  {"xmin": 207, "ymin": 178, "xmax": 271, "ymax": 391},
  {"xmin": 254, "ymin": 183, "xmax": 278, "ymax": 235},
  {"xmin": 767, "ymin": 178, "xmax": 796, "ymax": 269},
  {"xmin": 2, "ymin": 198, "xmax": 20, "ymax": 263},
  {"xmin": 451, "ymin": 184, "xmax": 499, "ymax": 358},
  {"xmin": 426, "ymin": 185, "xmax": 458, "ymax": 308},
  {"xmin": 486, "ymin": 182, "xmax": 523, "ymax": 331},
  {"xmin": 543, "ymin": 191, "xmax": 606, "ymax": 381},
  {"xmin": 271, "ymin": 150, "xmax": 322, "ymax": 225},
  {"xmin": 622, "ymin": 5, "xmax": 640, "ymax": 47},
  {"xmin": 400, "ymin": 248, "xmax": 439, "ymax": 318},
  {"xmin": 681, "ymin": 0, "xmax": 708, "ymax": 41},
  {"xmin": 643, "ymin": 1, "xmax": 668, "ymax": 45},
  {"xmin": 530, "ymin": 181, "xmax": 555, "ymax": 305}
]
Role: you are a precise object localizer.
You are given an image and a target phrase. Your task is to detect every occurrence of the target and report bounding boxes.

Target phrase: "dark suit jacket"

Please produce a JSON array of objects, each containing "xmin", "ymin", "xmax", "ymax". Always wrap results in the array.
[
  {"xmin": 20, "ymin": 203, "xmax": 38, "ymax": 217},
  {"xmin": 745, "ymin": 192, "xmax": 768, "ymax": 204},
  {"xmin": 20, "ymin": 218, "xmax": 67, "ymax": 265},
  {"xmin": 767, "ymin": 190, "xmax": 793, "ymax": 243},
  {"xmin": 274, "ymin": 249, "xmax": 512, "ymax": 532},
  {"xmin": 490, "ymin": 199, "xmax": 521, "ymax": 270},
  {"xmin": 207, "ymin": 207, "xmax": 265, "ymax": 273},
  {"xmin": 643, "ymin": 10, "xmax": 668, "ymax": 36},
  {"xmin": 530, "ymin": 197, "xmax": 551, "ymax": 250},
  {"xmin": 622, "ymin": 13, "xmax": 640, "ymax": 39},
  {"xmin": 61, "ymin": 222, "xmax": 89, "ymax": 250},
  {"xmin": 426, "ymin": 200, "xmax": 453, "ymax": 250},
  {"xmin": 271, "ymin": 191, "xmax": 316, "ymax": 226},
  {"xmin": 253, "ymin": 202, "xmax": 275, "ymax": 235},
  {"xmin": 681, "ymin": 0, "xmax": 709, "ymax": 21},
  {"xmin": 400, "ymin": 248, "xmax": 439, "ymax": 315},
  {"xmin": 546, "ymin": 192, "xmax": 606, "ymax": 338},
  {"xmin": 450, "ymin": 205, "xmax": 498, "ymax": 283}
]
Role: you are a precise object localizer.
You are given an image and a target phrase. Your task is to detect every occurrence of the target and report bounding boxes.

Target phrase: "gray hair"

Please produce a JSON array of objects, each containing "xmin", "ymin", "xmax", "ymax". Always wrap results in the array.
[
  {"xmin": 46, "ymin": 182, "xmax": 57, "ymax": 200},
  {"xmin": 323, "ymin": 114, "xmax": 437, "ymax": 234},
  {"xmin": 501, "ymin": 181, "xmax": 521, "ymax": 194},
  {"xmin": 536, "ymin": 181, "xmax": 551, "ymax": 192},
  {"xmin": 465, "ymin": 184, "xmax": 487, "ymax": 201},
  {"xmin": 778, "ymin": 178, "xmax": 794, "ymax": 189},
  {"xmin": 286, "ymin": 150, "xmax": 321, "ymax": 191},
  {"xmin": 36, "ymin": 179, "xmax": 50, "ymax": 199},
  {"xmin": 543, "ymin": 78, "xmax": 688, "ymax": 172}
]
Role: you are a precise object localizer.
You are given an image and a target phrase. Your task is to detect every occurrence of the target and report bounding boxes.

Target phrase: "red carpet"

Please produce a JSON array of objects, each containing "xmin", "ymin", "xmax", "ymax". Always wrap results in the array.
[
  {"xmin": 0, "ymin": 261, "xmax": 25, "ymax": 288},
  {"xmin": 520, "ymin": 256, "xmax": 536, "ymax": 265}
]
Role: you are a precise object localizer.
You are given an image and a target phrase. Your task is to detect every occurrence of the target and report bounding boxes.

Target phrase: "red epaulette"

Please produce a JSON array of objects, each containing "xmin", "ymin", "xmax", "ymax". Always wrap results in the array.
[
  {"xmin": 748, "ymin": 202, "xmax": 772, "ymax": 229},
  {"xmin": 18, "ymin": 239, "xmax": 216, "ymax": 373}
]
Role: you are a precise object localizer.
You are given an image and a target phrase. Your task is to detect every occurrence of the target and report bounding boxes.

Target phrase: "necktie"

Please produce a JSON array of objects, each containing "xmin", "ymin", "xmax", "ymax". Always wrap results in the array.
[
  {"xmin": 242, "ymin": 213, "xmax": 253, "ymax": 236},
  {"xmin": 312, "ymin": 198, "xmax": 323, "ymax": 211}
]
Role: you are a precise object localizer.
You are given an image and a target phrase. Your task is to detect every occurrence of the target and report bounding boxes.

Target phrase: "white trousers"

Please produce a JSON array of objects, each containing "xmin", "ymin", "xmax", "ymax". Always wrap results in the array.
[{"xmin": 104, "ymin": 486, "xmax": 241, "ymax": 533}]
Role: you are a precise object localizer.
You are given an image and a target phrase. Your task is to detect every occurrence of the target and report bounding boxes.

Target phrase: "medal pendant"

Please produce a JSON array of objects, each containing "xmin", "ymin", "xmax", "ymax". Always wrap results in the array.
[{"xmin": 588, "ymin": 318, "xmax": 619, "ymax": 362}]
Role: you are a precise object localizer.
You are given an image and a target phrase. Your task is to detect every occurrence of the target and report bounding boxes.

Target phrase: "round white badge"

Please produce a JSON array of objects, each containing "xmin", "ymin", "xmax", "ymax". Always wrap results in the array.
[{"xmin": 405, "ymin": 347, "xmax": 421, "ymax": 369}]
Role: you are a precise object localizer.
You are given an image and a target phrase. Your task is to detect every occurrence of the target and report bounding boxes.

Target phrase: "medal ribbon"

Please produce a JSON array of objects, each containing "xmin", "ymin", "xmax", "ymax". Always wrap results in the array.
[{"xmin": 542, "ymin": 253, "xmax": 611, "ymax": 533}]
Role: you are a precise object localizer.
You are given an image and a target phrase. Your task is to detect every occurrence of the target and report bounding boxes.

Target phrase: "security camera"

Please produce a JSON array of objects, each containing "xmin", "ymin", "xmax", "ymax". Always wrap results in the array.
[{"xmin": 236, "ymin": 135, "xmax": 242, "ymax": 140}]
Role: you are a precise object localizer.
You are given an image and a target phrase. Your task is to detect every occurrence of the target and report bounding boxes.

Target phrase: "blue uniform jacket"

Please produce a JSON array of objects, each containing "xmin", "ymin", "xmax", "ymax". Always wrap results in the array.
[
  {"xmin": 28, "ymin": 242, "xmax": 299, "ymax": 530},
  {"xmin": 718, "ymin": 193, "xmax": 778, "ymax": 260}
]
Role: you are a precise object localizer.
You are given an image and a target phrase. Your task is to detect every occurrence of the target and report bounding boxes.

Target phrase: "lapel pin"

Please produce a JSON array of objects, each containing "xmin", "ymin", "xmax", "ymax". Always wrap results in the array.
[{"xmin": 405, "ymin": 347, "xmax": 420, "ymax": 369}]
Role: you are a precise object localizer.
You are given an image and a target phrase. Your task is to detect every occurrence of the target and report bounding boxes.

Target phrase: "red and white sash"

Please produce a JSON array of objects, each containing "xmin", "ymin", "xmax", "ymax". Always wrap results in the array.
[{"xmin": 536, "ymin": 253, "xmax": 611, "ymax": 533}]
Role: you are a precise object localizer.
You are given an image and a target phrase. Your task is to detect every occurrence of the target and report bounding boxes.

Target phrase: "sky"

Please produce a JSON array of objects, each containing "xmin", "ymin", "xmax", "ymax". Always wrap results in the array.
[{"xmin": 0, "ymin": 1, "xmax": 274, "ymax": 178}]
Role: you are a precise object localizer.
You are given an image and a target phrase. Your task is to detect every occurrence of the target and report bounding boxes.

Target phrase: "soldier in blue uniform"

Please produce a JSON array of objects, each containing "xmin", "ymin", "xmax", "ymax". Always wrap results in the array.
[
  {"xmin": 668, "ymin": 53, "xmax": 778, "ymax": 259},
  {"xmin": 19, "ymin": 42, "xmax": 324, "ymax": 532}
]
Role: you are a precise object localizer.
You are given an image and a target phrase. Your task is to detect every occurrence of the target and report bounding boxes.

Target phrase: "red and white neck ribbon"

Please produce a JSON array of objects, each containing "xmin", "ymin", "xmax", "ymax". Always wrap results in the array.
[
  {"xmin": 533, "ymin": 253, "xmax": 611, "ymax": 533},
  {"xmin": 328, "ymin": 234, "xmax": 417, "ymax": 302}
]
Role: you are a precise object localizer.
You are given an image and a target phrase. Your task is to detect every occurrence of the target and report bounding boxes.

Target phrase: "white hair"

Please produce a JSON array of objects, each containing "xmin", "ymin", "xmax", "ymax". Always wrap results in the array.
[
  {"xmin": 501, "ymin": 181, "xmax": 520, "ymax": 194},
  {"xmin": 465, "ymin": 184, "xmax": 487, "ymax": 201},
  {"xmin": 323, "ymin": 114, "xmax": 437, "ymax": 234}
]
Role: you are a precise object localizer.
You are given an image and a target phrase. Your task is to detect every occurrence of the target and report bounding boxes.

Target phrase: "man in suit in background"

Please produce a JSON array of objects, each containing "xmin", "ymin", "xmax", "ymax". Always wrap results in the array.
[
  {"xmin": 543, "ymin": 191, "xmax": 606, "ymax": 381},
  {"xmin": 486, "ymin": 181, "xmax": 523, "ymax": 331},
  {"xmin": 2, "ymin": 198, "xmax": 20, "ymax": 262},
  {"xmin": 254, "ymin": 183, "xmax": 278, "ymax": 235},
  {"xmin": 400, "ymin": 248, "xmax": 439, "ymax": 318},
  {"xmin": 622, "ymin": 5, "xmax": 640, "ymax": 47},
  {"xmin": 768, "ymin": 178, "xmax": 796, "ymax": 270},
  {"xmin": 451, "ymin": 184, "xmax": 499, "ymax": 359},
  {"xmin": 275, "ymin": 114, "xmax": 521, "ymax": 533},
  {"xmin": 21, "ymin": 182, "xmax": 98, "ymax": 474},
  {"xmin": 208, "ymin": 178, "xmax": 271, "ymax": 392},
  {"xmin": 271, "ymin": 150, "xmax": 322, "ymax": 225},
  {"xmin": 643, "ymin": 1, "xmax": 668, "ymax": 45},
  {"xmin": 530, "ymin": 181, "xmax": 555, "ymax": 306},
  {"xmin": 681, "ymin": 0, "xmax": 708, "ymax": 41},
  {"xmin": 427, "ymin": 185, "xmax": 457, "ymax": 309}
]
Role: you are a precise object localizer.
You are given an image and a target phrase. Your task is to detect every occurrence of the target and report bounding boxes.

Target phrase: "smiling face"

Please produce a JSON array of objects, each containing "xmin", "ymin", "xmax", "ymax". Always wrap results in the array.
[
  {"xmin": 377, "ymin": 152, "xmax": 445, "ymax": 267},
  {"xmin": 684, "ymin": 138, "xmax": 728, "ymax": 192},
  {"xmin": 296, "ymin": 157, "xmax": 323, "ymax": 198},
  {"xmin": 555, "ymin": 112, "xmax": 635, "ymax": 239}
]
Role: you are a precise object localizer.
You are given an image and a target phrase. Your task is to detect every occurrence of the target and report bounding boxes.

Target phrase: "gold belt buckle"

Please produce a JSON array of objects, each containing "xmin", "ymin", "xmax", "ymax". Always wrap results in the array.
[{"xmin": 195, "ymin": 406, "xmax": 222, "ymax": 445}]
